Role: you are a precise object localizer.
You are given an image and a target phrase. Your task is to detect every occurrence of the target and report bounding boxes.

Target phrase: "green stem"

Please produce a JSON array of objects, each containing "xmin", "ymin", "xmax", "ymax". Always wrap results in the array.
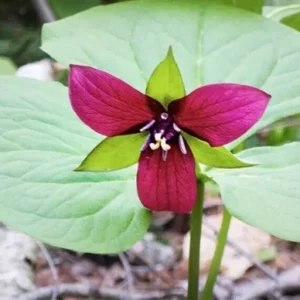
[
  {"xmin": 187, "ymin": 179, "xmax": 205, "ymax": 300},
  {"xmin": 202, "ymin": 208, "xmax": 232, "ymax": 300}
]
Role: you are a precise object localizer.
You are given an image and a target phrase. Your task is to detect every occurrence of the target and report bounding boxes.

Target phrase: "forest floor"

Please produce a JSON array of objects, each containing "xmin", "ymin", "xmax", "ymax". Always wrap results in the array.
[{"xmin": 2, "ymin": 193, "xmax": 300, "ymax": 300}]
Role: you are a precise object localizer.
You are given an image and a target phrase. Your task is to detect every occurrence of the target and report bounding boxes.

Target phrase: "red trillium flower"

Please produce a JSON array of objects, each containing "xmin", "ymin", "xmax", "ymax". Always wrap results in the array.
[{"xmin": 69, "ymin": 65, "xmax": 270, "ymax": 214}]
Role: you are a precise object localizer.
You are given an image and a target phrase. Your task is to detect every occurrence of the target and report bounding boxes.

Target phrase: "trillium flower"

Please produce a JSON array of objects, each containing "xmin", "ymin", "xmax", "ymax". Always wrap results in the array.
[{"xmin": 69, "ymin": 59, "xmax": 270, "ymax": 214}]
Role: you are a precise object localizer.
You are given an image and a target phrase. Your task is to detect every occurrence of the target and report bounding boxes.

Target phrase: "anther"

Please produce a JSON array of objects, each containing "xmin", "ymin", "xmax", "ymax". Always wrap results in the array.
[
  {"xmin": 178, "ymin": 135, "xmax": 187, "ymax": 154},
  {"xmin": 162, "ymin": 150, "xmax": 168, "ymax": 161},
  {"xmin": 154, "ymin": 130, "xmax": 164, "ymax": 142},
  {"xmin": 150, "ymin": 142, "xmax": 160, "ymax": 150},
  {"xmin": 161, "ymin": 137, "xmax": 171, "ymax": 151},
  {"xmin": 161, "ymin": 113, "xmax": 169, "ymax": 120},
  {"xmin": 173, "ymin": 123, "xmax": 181, "ymax": 132},
  {"xmin": 140, "ymin": 119, "xmax": 156, "ymax": 132}
]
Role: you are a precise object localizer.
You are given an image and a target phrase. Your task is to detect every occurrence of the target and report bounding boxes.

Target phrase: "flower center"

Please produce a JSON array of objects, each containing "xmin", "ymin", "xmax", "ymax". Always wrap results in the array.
[{"xmin": 140, "ymin": 113, "xmax": 187, "ymax": 160}]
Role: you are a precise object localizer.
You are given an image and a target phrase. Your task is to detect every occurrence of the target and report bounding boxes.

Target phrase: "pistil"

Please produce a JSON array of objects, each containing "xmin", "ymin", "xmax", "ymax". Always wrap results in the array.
[{"xmin": 140, "ymin": 112, "xmax": 187, "ymax": 158}]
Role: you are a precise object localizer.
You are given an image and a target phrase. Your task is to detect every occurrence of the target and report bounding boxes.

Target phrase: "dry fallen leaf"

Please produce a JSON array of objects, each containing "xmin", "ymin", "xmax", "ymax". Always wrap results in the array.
[
  {"xmin": 0, "ymin": 227, "xmax": 37, "ymax": 299},
  {"xmin": 131, "ymin": 233, "xmax": 176, "ymax": 269}
]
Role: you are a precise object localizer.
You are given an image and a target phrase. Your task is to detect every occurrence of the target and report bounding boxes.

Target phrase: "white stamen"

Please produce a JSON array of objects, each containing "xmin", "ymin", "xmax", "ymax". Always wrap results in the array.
[
  {"xmin": 154, "ymin": 133, "xmax": 162, "ymax": 142},
  {"xmin": 161, "ymin": 137, "xmax": 171, "ymax": 151},
  {"xmin": 141, "ymin": 134, "xmax": 151, "ymax": 151},
  {"xmin": 173, "ymin": 123, "xmax": 181, "ymax": 132},
  {"xmin": 178, "ymin": 135, "xmax": 187, "ymax": 154},
  {"xmin": 140, "ymin": 119, "xmax": 156, "ymax": 132},
  {"xmin": 150, "ymin": 142, "xmax": 160, "ymax": 150},
  {"xmin": 162, "ymin": 150, "xmax": 168, "ymax": 161},
  {"xmin": 161, "ymin": 113, "xmax": 169, "ymax": 120},
  {"xmin": 154, "ymin": 130, "xmax": 164, "ymax": 142}
]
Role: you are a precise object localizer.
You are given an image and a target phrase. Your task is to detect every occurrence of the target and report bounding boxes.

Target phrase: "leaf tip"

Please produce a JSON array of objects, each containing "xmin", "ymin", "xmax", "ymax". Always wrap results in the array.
[
  {"xmin": 239, "ymin": 162, "xmax": 257, "ymax": 168},
  {"xmin": 74, "ymin": 164, "xmax": 85, "ymax": 172},
  {"xmin": 167, "ymin": 45, "xmax": 174, "ymax": 57}
]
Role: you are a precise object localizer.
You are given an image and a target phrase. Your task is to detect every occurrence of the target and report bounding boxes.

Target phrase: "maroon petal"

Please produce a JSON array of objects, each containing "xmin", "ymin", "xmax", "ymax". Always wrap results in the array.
[
  {"xmin": 69, "ymin": 65, "xmax": 164, "ymax": 136},
  {"xmin": 137, "ymin": 145, "xmax": 197, "ymax": 214},
  {"xmin": 169, "ymin": 84, "xmax": 271, "ymax": 146}
]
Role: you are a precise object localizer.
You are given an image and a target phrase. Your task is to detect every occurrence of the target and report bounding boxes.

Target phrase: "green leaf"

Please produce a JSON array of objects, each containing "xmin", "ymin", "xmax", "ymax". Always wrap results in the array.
[
  {"xmin": 49, "ymin": 0, "xmax": 101, "ymax": 18},
  {"xmin": 77, "ymin": 133, "xmax": 146, "ymax": 172},
  {"xmin": 207, "ymin": 143, "xmax": 300, "ymax": 241},
  {"xmin": 0, "ymin": 57, "xmax": 16, "ymax": 75},
  {"xmin": 266, "ymin": 0, "xmax": 300, "ymax": 6},
  {"xmin": 42, "ymin": 0, "xmax": 300, "ymax": 149},
  {"xmin": 0, "ymin": 76, "xmax": 151, "ymax": 254},
  {"xmin": 265, "ymin": 125, "xmax": 298, "ymax": 146},
  {"xmin": 146, "ymin": 46, "xmax": 185, "ymax": 107},
  {"xmin": 222, "ymin": 0, "xmax": 264, "ymax": 13},
  {"xmin": 185, "ymin": 134, "xmax": 253, "ymax": 168},
  {"xmin": 281, "ymin": 11, "xmax": 300, "ymax": 31}
]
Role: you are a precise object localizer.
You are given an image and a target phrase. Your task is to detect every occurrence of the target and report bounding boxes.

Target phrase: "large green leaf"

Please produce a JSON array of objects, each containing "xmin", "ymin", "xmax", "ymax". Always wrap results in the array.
[
  {"xmin": 281, "ymin": 11, "xmax": 300, "ymax": 31},
  {"xmin": 0, "ymin": 77, "xmax": 151, "ymax": 253},
  {"xmin": 207, "ymin": 143, "xmax": 300, "ymax": 241},
  {"xmin": 146, "ymin": 47, "xmax": 185, "ymax": 107},
  {"xmin": 222, "ymin": 0, "xmax": 264, "ymax": 14},
  {"xmin": 0, "ymin": 57, "xmax": 16, "ymax": 75},
  {"xmin": 49, "ymin": 0, "xmax": 101, "ymax": 18},
  {"xmin": 76, "ymin": 133, "xmax": 146, "ymax": 172},
  {"xmin": 42, "ymin": 0, "xmax": 300, "ymax": 149},
  {"xmin": 49, "ymin": 0, "xmax": 264, "ymax": 18}
]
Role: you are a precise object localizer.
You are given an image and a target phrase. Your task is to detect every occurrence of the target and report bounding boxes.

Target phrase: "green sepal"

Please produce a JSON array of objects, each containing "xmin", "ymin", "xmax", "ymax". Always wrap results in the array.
[
  {"xmin": 76, "ymin": 133, "xmax": 146, "ymax": 172},
  {"xmin": 281, "ymin": 12, "xmax": 300, "ymax": 31},
  {"xmin": 196, "ymin": 171, "xmax": 212, "ymax": 183},
  {"xmin": 146, "ymin": 46, "xmax": 185, "ymax": 108},
  {"xmin": 184, "ymin": 133, "xmax": 254, "ymax": 169}
]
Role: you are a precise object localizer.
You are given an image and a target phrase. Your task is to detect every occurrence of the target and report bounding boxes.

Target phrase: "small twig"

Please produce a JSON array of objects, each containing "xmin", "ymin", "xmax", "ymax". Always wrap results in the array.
[
  {"xmin": 31, "ymin": 0, "xmax": 56, "ymax": 23},
  {"xmin": 35, "ymin": 241, "xmax": 59, "ymax": 300},
  {"xmin": 19, "ymin": 283, "xmax": 185, "ymax": 300},
  {"xmin": 229, "ymin": 266, "xmax": 300, "ymax": 300},
  {"xmin": 203, "ymin": 217, "xmax": 279, "ymax": 283},
  {"xmin": 119, "ymin": 252, "xmax": 135, "ymax": 298},
  {"xmin": 133, "ymin": 252, "xmax": 173, "ymax": 285}
]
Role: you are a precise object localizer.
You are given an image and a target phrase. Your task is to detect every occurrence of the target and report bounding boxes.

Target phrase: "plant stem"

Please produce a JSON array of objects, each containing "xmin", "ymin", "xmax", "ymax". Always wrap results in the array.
[
  {"xmin": 202, "ymin": 208, "xmax": 232, "ymax": 300},
  {"xmin": 187, "ymin": 179, "xmax": 205, "ymax": 300}
]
